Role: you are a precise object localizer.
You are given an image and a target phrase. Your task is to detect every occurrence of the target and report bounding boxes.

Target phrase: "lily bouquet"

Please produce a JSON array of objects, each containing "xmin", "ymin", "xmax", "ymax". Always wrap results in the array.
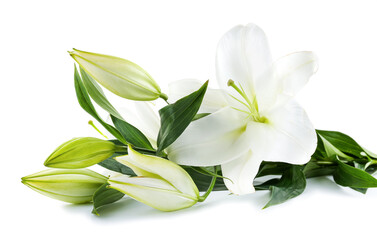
[{"xmin": 22, "ymin": 23, "xmax": 377, "ymax": 214}]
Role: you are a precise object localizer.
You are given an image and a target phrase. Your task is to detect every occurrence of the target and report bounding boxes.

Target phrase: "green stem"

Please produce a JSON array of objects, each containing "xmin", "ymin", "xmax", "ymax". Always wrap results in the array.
[
  {"xmin": 160, "ymin": 93, "xmax": 169, "ymax": 104},
  {"xmin": 316, "ymin": 160, "xmax": 336, "ymax": 165},
  {"xmin": 198, "ymin": 175, "xmax": 217, "ymax": 202},
  {"xmin": 362, "ymin": 153, "xmax": 377, "ymax": 167}
]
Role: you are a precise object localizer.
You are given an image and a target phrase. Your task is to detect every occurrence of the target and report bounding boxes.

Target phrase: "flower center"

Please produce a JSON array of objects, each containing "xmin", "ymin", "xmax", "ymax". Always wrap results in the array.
[{"xmin": 227, "ymin": 79, "xmax": 268, "ymax": 123}]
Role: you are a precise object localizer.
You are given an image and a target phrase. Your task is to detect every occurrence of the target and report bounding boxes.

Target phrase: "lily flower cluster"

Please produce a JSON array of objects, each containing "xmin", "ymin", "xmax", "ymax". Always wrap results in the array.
[{"xmin": 22, "ymin": 23, "xmax": 377, "ymax": 214}]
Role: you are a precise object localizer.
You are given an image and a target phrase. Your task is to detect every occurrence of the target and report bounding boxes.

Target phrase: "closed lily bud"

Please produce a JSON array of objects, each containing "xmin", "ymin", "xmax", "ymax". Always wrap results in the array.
[
  {"xmin": 108, "ymin": 145, "xmax": 199, "ymax": 211},
  {"xmin": 21, "ymin": 169, "xmax": 107, "ymax": 204},
  {"xmin": 44, "ymin": 137, "xmax": 118, "ymax": 169},
  {"xmin": 69, "ymin": 49, "xmax": 167, "ymax": 101}
]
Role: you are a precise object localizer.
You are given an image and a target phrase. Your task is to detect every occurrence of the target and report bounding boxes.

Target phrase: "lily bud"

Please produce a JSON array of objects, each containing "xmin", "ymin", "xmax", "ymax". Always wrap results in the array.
[
  {"xmin": 108, "ymin": 145, "xmax": 199, "ymax": 211},
  {"xmin": 69, "ymin": 49, "xmax": 166, "ymax": 101},
  {"xmin": 21, "ymin": 169, "xmax": 107, "ymax": 204},
  {"xmin": 44, "ymin": 137, "xmax": 118, "ymax": 169}
]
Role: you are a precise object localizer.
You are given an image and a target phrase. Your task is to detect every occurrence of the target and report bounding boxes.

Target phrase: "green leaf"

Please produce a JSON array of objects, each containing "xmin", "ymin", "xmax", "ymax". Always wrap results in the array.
[
  {"xmin": 80, "ymin": 67, "xmax": 124, "ymax": 120},
  {"xmin": 303, "ymin": 161, "xmax": 337, "ymax": 178},
  {"xmin": 157, "ymin": 81, "xmax": 208, "ymax": 153},
  {"xmin": 111, "ymin": 115, "xmax": 154, "ymax": 150},
  {"xmin": 311, "ymin": 133, "xmax": 327, "ymax": 160},
  {"xmin": 92, "ymin": 183, "xmax": 125, "ymax": 216},
  {"xmin": 333, "ymin": 159, "xmax": 377, "ymax": 188},
  {"xmin": 74, "ymin": 66, "xmax": 126, "ymax": 144},
  {"xmin": 79, "ymin": 67, "xmax": 154, "ymax": 150},
  {"xmin": 98, "ymin": 153, "xmax": 136, "ymax": 176},
  {"xmin": 256, "ymin": 162, "xmax": 291, "ymax": 178},
  {"xmin": 192, "ymin": 113, "xmax": 211, "ymax": 121},
  {"xmin": 254, "ymin": 178, "xmax": 280, "ymax": 191},
  {"xmin": 183, "ymin": 167, "xmax": 227, "ymax": 192},
  {"xmin": 263, "ymin": 165, "xmax": 306, "ymax": 209},
  {"xmin": 351, "ymin": 187, "xmax": 368, "ymax": 194},
  {"xmin": 316, "ymin": 130, "xmax": 365, "ymax": 158},
  {"xmin": 190, "ymin": 166, "xmax": 232, "ymax": 182}
]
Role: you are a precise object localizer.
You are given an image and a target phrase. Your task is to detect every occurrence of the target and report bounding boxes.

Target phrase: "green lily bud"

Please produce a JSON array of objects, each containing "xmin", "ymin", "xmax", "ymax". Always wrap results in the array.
[
  {"xmin": 108, "ymin": 145, "xmax": 199, "ymax": 212},
  {"xmin": 69, "ymin": 49, "xmax": 167, "ymax": 101},
  {"xmin": 21, "ymin": 169, "xmax": 107, "ymax": 204},
  {"xmin": 44, "ymin": 137, "xmax": 118, "ymax": 169}
]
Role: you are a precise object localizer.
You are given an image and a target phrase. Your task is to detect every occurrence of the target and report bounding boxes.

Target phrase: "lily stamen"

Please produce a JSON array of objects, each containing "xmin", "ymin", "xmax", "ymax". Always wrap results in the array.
[
  {"xmin": 88, "ymin": 120, "xmax": 108, "ymax": 139},
  {"xmin": 227, "ymin": 79, "xmax": 265, "ymax": 123}
]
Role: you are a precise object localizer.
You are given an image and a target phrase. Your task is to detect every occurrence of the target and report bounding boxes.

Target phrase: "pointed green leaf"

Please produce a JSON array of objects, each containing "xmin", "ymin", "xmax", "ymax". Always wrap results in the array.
[
  {"xmin": 254, "ymin": 178, "xmax": 280, "ymax": 191},
  {"xmin": 333, "ymin": 159, "xmax": 377, "ymax": 188},
  {"xmin": 351, "ymin": 187, "xmax": 368, "ymax": 194},
  {"xmin": 311, "ymin": 133, "xmax": 328, "ymax": 160},
  {"xmin": 111, "ymin": 115, "xmax": 154, "ymax": 150},
  {"xmin": 303, "ymin": 161, "xmax": 337, "ymax": 178},
  {"xmin": 157, "ymin": 81, "xmax": 208, "ymax": 153},
  {"xmin": 256, "ymin": 162, "xmax": 291, "ymax": 178},
  {"xmin": 92, "ymin": 183, "xmax": 125, "ymax": 216},
  {"xmin": 183, "ymin": 167, "xmax": 227, "ymax": 192},
  {"xmin": 192, "ymin": 113, "xmax": 211, "ymax": 121},
  {"xmin": 316, "ymin": 130, "xmax": 365, "ymax": 158},
  {"xmin": 263, "ymin": 165, "xmax": 306, "ymax": 209},
  {"xmin": 97, "ymin": 144, "xmax": 137, "ymax": 176},
  {"xmin": 80, "ymin": 67, "xmax": 124, "ymax": 120},
  {"xmin": 98, "ymin": 157, "xmax": 136, "ymax": 176},
  {"xmin": 190, "ymin": 166, "xmax": 233, "ymax": 183},
  {"xmin": 74, "ymin": 66, "xmax": 126, "ymax": 144}
]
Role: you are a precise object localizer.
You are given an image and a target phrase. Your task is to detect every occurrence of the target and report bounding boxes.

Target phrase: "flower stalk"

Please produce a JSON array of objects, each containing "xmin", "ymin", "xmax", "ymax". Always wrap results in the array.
[{"xmin": 198, "ymin": 175, "xmax": 217, "ymax": 202}]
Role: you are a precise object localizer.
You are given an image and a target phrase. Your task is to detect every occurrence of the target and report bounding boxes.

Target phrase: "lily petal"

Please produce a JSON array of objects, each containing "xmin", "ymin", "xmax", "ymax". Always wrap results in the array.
[
  {"xmin": 257, "ymin": 51, "xmax": 318, "ymax": 114},
  {"xmin": 221, "ymin": 150, "xmax": 262, "ymax": 195},
  {"xmin": 220, "ymin": 120, "xmax": 270, "ymax": 195},
  {"xmin": 168, "ymin": 79, "xmax": 228, "ymax": 113},
  {"xmin": 167, "ymin": 107, "xmax": 252, "ymax": 166},
  {"xmin": 216, "ymin": 23, "xmax": 272, "ymax": 101},
  {"xmin": 262, "ymin": 100, "xmax": 317, "ymax": 164},
  {"xmin": 116, "ymin": 146, "xmax": 199, "ymax": 197}
]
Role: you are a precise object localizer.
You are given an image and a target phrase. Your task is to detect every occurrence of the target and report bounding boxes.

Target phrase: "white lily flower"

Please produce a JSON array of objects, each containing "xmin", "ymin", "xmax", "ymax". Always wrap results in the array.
[
  {"xmin": 167, "ymin": 23, "xmax": 318, "ymax": 195},
  {"xmin": 108, "ymin": 145, "xmax": 199, "ymax": 211}
]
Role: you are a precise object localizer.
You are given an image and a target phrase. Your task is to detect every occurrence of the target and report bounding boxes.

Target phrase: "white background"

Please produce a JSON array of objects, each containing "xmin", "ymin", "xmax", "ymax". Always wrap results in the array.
[{"xmin": 2, "ymin": 0, "xmax": 377, "ymax": 239}]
